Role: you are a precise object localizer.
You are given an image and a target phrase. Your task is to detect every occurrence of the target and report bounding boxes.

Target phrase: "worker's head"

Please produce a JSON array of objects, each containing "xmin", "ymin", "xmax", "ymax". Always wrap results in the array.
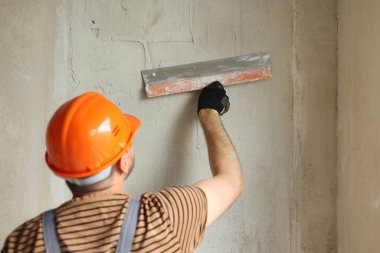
[{"xmin": 45, "ymin": 92, "xmax": 140, "ymax": 194}]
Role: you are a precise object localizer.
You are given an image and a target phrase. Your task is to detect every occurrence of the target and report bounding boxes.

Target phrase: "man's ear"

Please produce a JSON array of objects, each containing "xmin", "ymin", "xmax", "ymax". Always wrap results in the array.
[{"xmin": 118, "ymin": 149, "xmax": 133, "ymax": 174}]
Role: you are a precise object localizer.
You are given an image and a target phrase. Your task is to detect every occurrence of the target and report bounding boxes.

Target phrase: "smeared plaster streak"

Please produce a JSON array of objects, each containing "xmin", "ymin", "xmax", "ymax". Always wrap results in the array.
[
  {"xmin": 88, "ymin": 22, "xmax": 194, "ymax": 44},
  {"xmin": 83, "ymin": 0, "xmax": 87, "ymax": 17},
  {"xmin": 121, "ymin": 39, "xmax": 153, "ymax": 69},
  {"xmin": 232, "ymin": 0, "xmax": 241, "ymax": 55},
  {"xmin": 137, "ymin": 40, "xmax": 153, "ymax": 69},
  {"xmin": 52, "ymin": 0, "xmax": 71, "ymax": 107},
  {"xmin": 291, "ymin": 0, "xmax": 299, "ymax": 252},
  {"xmin": 65, "ymin": 1, "xmax": 79, "ymax": 92},
  {"xmin": 189, "ymin": 0, "xmax": 195, "ymax": 43},
  {"xmin": 68, "ymin": 30, "xmax": 77, "ymax": 89},
  {"xmin": 68, "ymin": 38, "xmax": 78, "ymax": 91},
  {"xmin": 195, "ymin": 116, "xmax": 200, "ymax": 150}
]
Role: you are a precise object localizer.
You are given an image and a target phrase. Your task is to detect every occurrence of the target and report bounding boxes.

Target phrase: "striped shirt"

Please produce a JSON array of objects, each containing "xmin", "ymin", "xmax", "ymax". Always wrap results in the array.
[{"xmin": 1, "ymin": 185, "xmax": 208, "ymax": 253}]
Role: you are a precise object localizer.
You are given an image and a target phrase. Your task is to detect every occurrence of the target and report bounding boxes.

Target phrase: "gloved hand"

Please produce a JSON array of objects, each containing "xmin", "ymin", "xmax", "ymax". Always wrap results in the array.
[{"xmin": 198, "ymin": 81, "xmax": 230, "ymax": 115}]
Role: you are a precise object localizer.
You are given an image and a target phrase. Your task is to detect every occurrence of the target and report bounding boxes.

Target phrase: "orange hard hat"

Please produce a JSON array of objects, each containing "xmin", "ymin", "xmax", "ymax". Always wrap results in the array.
[{"xmin": 45, "ymin": 92, "xmax": 140, "ymax": 179}]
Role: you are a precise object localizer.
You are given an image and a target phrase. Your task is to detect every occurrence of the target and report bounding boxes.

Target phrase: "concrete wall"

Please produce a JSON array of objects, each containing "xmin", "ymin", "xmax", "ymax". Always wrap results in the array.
[
  {"xmin": 0, "ymin": 0, "xmax": 337, "ymax": 252},
  {"xmin": 338, "ymin": 1, "xmax": 380, "ymax": 252}
]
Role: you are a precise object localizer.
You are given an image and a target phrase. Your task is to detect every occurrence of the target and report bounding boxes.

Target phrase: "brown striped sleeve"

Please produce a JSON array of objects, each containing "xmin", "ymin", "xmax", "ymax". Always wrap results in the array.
[
  {"xmin": 148, "ymin": 185, "xmax": 208, "ymax": 252},
  {"xmin": 1, "ymin": 215, "xmax": 45, "ymax": 253}
]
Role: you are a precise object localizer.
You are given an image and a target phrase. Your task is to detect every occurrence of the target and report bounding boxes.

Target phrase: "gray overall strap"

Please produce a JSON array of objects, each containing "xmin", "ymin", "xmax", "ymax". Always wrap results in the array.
[
  {"xmin": 42, "ymin": 209, "xmax": 61, "ymax": 253},
  {"xmin": 115, "ymin": 199, "xmax": 140, "ymax": 253}
]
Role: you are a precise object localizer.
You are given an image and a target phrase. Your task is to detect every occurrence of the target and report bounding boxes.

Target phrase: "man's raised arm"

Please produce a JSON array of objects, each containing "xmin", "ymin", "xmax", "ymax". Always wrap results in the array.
[{"xmin": 195, "ymin": 82, "xmax": 244, "ymax": 227}]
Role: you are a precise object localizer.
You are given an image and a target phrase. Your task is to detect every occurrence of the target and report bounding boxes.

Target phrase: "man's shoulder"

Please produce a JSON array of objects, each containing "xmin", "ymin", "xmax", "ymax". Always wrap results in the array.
[
  {"xmin": 9, "ymin": 213, "xmax": 42, "ymax": 236},
  {"xmin": 2, "ymin": 214, "xmax": 43, "ymax": 252}
]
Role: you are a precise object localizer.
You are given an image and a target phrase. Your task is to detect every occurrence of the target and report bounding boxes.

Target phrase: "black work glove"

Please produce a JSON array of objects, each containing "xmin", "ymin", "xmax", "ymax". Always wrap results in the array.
[{"xmin": 198, "ymin": 81, "xmax": 230, "ymax": 115}]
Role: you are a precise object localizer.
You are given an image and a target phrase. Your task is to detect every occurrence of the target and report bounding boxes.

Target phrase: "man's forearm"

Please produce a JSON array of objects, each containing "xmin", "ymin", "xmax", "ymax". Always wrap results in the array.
[{"xmin": 199, "ymin": 109, "xmax": 243, "ymax": 182}]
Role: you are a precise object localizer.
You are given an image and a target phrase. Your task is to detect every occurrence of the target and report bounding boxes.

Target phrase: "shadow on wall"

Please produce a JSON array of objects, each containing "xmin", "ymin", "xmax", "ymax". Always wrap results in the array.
[
  {"xmin": 143, "ymin": 83, "xmax": 200, "ymax": 189},
  {"xmin": 160, "ymin": 93, "xmax": 199, "ymax": 187},
  {"xmin": 139, "ymin": 79, "xmax": 148, "ymax": 101}
]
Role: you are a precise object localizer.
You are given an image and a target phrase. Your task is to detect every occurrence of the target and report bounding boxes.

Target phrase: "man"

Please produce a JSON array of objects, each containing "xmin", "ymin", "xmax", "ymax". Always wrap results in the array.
[{"xmin": 1, "ymin": 81, "xmax": 243, "ymax": 253}]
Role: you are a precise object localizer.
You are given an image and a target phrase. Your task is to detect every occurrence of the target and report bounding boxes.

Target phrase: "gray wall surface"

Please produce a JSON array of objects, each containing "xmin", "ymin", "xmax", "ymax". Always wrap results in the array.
[
  {"xmin": 338, "ymin": 0, "xmax": 380, "ymax": 252},
  {"xmin": 0, "ymin": 1, "xmax": 337, "ymax": 252}
]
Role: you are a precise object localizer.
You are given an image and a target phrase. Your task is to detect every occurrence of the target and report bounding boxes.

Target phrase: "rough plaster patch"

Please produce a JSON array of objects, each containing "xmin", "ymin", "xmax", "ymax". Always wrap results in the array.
[
  {"xmin": 65, "ymin": 0, "xmax": 146, "ymax": 97},
  {"xmin": 22, "ymin": 74, "xmax": 32, "ymax": 82},
  {"xmin": 0, "ymin": 94, "xmax": 28, "ymax": 178},
  {"xmin": 85, "ymin": 0, "xmax": 193, "ymax": 43}
]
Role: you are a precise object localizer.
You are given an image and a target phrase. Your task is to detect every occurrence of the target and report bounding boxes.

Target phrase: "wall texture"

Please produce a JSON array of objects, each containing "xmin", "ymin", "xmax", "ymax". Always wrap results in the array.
[
  {"xmin": 0, "ymin": 0, "xmax": 337, "ymax": 252},
  {"xmin": 338, "ymin": 0, "xmax": 380, "ymax": 252},
  {"xmin": 294, "ymin": 0, "xmax": 337, "ymax": 252},
  {"xmin": 0, "ymin": 0, "xmax": 59, "ymax": 232}
]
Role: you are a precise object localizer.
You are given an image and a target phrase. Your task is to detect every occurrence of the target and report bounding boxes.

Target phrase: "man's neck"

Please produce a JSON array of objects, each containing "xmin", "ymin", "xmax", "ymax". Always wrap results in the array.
[{"xmin": 72, "ymin": 183, "xmax": 125, "ymax": 198}]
